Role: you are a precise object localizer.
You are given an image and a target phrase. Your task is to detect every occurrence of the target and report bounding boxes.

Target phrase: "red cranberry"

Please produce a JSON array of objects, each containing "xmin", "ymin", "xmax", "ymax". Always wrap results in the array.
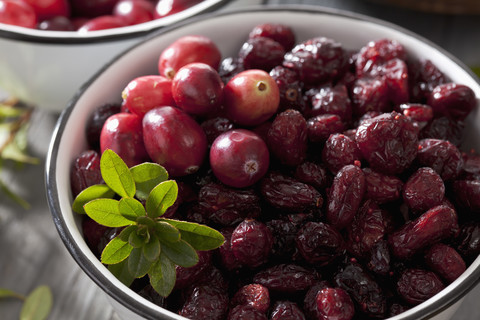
[
  {"xmin": 417, "ymin": 138, "xmax": 463, "ymax": 181},
  {"xmin": 355, "ymin": 38, "xmax": 407, "ymax": 77},
  {"xmin": 231, "ymin": 219, "xmax": 273, "ymax": 268},
  {"xmin": 238, "ymin": 37, "xmax": 286, "ymax": 71},
  {"xmin": 455, "ymin": 221, "xmax": 480, "ymax": 262},
  {"xmin": 419, "ymin": 116, "xmax": 465, "ymax": 146},
  {"xmin": 428, "ymin": 83, "xmax": 476, "ymax": 121},
  {"xmin": 316, "ymin": 288, "xmax": 355, "ymax": 320},
  {"xmin": 269, "ymin": 66, "xmax": 305, "ymax": 113},
  {"xmin": 294, "ymin": 161, "xmax": 329, "ymax": 190},
  {"xmin": 452, "ymin": 179, "xmax": 480, "ymax": 213},
  {"xmin": 70, "ymin": 0, "xmax": 118, "ymax": 17},
  {"xmin": 321, "ymin": 134, "xmax": 362, "ymax": 174},
  {"xmin": 309, "ymin": 84, "xmax": 352, "ymax": 122},
  {"xmin": 78, "ymin": 15, "xmax": 127, "ymax": 32},
  {"xmin": 154, "ymin": 0, "xmax": 203, "ymax": 19},
  {"xmin": 396, "ymin": 268, "xmax": 445, "ymax": 306},
  {"xmin": 86, "ymin": 103, "xmax": 121, "ymax": 150},
  {"xmin": 253, "ymin": 264, "xmax": 319, "ymax": 294},
  {"xmin": 174, "ymin": 251, "xmax": 212, "ymax": 290},
  {"xmin": 113, "ymin": 0, "xmax": 154, "ymax": 25},
  {"xmin": 408, "ymin": 58, "xmax": 448, "ymax": 102},
  {"xmin": 270, "ymin": 301, "xmax": 306, "ymax": 320},
  {"xmin": 200, "ymin": 117, "xmax": 234, "ymax": 146},
  {"xmin": 227, "ymin": 304, "xmax": 268, "ymax": 320},
  {"xmin": 38, "ymin": 16, "xmax": 75, "ymax": 31},
  {"xmin": 219, "ymin": 57, "xmax": 245, "ymax": 84},
  {"xmin": 248, "ymin": 23, "xmax": 296, "ymax": 51},
  {"xmin": 425, "ymin": 243, "xmax": 466, "ymax": 284},
  {"xmin": 362, "ymin": 168, "xmax": 403, "ymax": 204},
  {"xmin": 306, "ymin": 114, "xmax": 345, "ymax": 143},
  {"xmin": 351, "ymin": 77, "xmax": 390, "ymax": 116},
  {"xmin": 0, "ymin": 0, "xmax": 37, "ymax": 28},
  {"xmin": 22, "ymin": 0, "xmax": 70, "ymax": 20},
  {"xmin": 403, "ymin": 167, "xmax": 445, "ymax": 214},
  {"xmin": 400, "ymin": 103, "xmax": 434, "ymax": 123},
  {"xmin": 230, "ymin": 284, "xmax": 270, "ymax": 313},
  {"xmin": 179, "ymin": 285, "xmax": 229, "ymax": 320},
  {"xmin": 70, "ymin": 150, "xmax": 103, "ymax": 197}
]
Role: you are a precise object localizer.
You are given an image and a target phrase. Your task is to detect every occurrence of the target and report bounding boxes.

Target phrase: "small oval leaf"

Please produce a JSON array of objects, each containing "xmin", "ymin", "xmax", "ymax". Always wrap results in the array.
[
  {"xmin": 84, "ymin": 199, "xmax": 132, "ymax": 227},
  {"xmin": 128, "ymin": 247, "xmax": 153, "ymax": 278},
  {"xmin": 129, "ymin": 230, "xmax": 146, "ymax": 248},
  {"xmin": 149, "ymin": 253, "xmax": 176, "ymax": 297},
  {"xmin": 143, "ymin": 234, "xmax": 161, "ymax": 262},
  {"xmin": 161, "ymin": 239, "xmax": 198, "ymax": 268},
  {"xmin": 118, "ymin": 197, "xmax": 146, "ymax": 221},
  {"xmin": 118, "ymin": 225, "xmax": 138, "ymax": 242},
  {"xmin": 0, "ymin": 288, "xmax": 23, "ymax": 299},
  {"xmin": 101, "ymin": 237, "xmax": 133, "ymax": 264},
  {"xmin": 19, "ymin": 285, "xmax": 52, "ymax": 320},
  {"xmin": 100, "ymin": 149, "xmax": 136, "ymax": 198},
  {"xmin": 72, "ymin": 184, "xmax": 115, "ymax": 214},
  {"xmin": 154, "ymin": 221, "xmax": 181, "ymax": 243},
  {"xmin": 146, "ymin": 180, "xmax": 178, "ymax": 218},
  {"xmin": 130, "ymin": 162, "xmax": 168, "ymax": 200},
  {"xmin": 163, "ymin": 219, "xmax": 225, "ymax": 251},
  {"xmin": 108, "ymin": 260, "xmax": 135, "ymax": 287}
]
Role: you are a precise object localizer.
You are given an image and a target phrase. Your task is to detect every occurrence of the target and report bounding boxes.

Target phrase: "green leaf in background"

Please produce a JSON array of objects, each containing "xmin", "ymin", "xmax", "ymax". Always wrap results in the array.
[
  {"xmin": 143, "ymin": 234, "xmax": 161, "ymax": 262},
  {"xmin": 146, "ymin": 180, "xmax": 178, "ymax": 218},
  {"xmin": 0, "ymin": 288, "xmax": 24, "ymax": 299},
  {"xmin": 108, "ymin": 260, "xmax": 135, "ymax": 287},
  {"xmin": 128, "ymin": 247, "xmax": 153, "ymax": 278},
  {"xmin": 471, "ymin": 66, "xmax": 480, "ymax": 78},
  {"xmin": 84, "ymin": 198, "xmax": 132, "ymax": 227},
  {"xmin": 0, "ymin": 178, "xmax": 30, "ymax": 210},
  {"xmin": 118, "ymin": 197, "xmax": 146, "ymax": 221},
  {"xmin": 161, "ymin": 239, "xmax": 198, "ymax": 268},
  {"xmin": 100, "ymin": 149, "xmax": 135, "ymax": 198},
  {"xmin": 101, "ymin": 237, "xmax": 133, "ymax": 265},
  {"xmin": 130, "ymin": 162, "xmax": 168, "ymax": 200},
  {"xmin": 154, "ymin": 221, "xmax": 181, "ymax": 243},
  {"xmin": 72, "ymin": 184, "xmax": 115, "ymax": 214},
  {"xmin": 163, "ymin": 219, "xmax": 225, "ymax": 251},
  {"xmin": 149, "ymin": 253, "xmax": 176, "ymax": 297},
  {"xmin": 19, "ymin": 285, "xmax": 52, "ymax": 320}
]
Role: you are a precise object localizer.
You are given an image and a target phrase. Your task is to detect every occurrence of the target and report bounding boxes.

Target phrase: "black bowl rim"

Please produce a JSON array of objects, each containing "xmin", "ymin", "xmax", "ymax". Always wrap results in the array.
[{"xmin": 45, "ymin": 4, "xmax": 480, "ymax": 320}]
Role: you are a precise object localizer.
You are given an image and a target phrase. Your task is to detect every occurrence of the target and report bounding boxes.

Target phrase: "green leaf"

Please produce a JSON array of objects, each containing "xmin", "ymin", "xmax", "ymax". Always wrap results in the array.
[
  {"xmin": 161, "ymin": 239, "xmax": 198, "ymax": 268},
  {"xmin": 471, "ymin": 66, "xmax": 480, "ymax": 78},
  {"xmin": 101, "ymin": 237, "xmax": 133, "ymax": 265},
  {"xmin": 146, "ymin": 180, "xmax": 178, "ymax": 219},
  {"xmin": 128, "ymin": 247, "xmax": 153, "ymax": 278},
  {"xmin": 72, "ymin": 184, "xmax": 115, "ymax": 214},
  {"xmin": 19, "ymin": 285, "xmax": 52, "ymax": 320},
  {"xmin": 108, "ymin": 260, "xmax": 135, "ymax": 287},
  {"xmin": 118, "ymin": 197, "xmax": 146, "ymax": 221},
  {"xmin": 0, "ymin": 179, "xmax": 30, "ymax": 210},
  {"xmin": 130, "ymin": 162, "xmax": 168, "ymax": 201},
  {"xmin": 0, "ymin": 288, "xmax": 24, "ymax": 299},
  {"xmin": 100, "ymin": 149, "xmax": 135, "ymax": 198},
  {"xmin": 129, "ymin": 230, "xmax": 147, "ymax": 248},
  {"xmin": 118, "ymin": 225, "xmax": 138, "ymax": 242},
  {"xmin": 143, "ymin": 233, "xmax": 161, "ymax": 262},
  {"xmin": 163, "ymin": 219, "xmax": 225, "ymax": 251},
  {"xmin": 154, "ymin": 221, "xmax": 181, "ymax": 243},
  {"xmin": 149, "ymin": 253, "xmax": 176, "ymax": 297},
  {"xmin": 84, "ymin": 198, "xmax": 133, "ymax": 227}
]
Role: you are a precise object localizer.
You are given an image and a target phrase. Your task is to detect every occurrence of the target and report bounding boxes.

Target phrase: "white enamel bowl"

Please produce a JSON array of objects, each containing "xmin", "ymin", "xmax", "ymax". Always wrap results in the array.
[{"xmin": 46, "ymin": 5, "xmax": 480, "ymax": 320}]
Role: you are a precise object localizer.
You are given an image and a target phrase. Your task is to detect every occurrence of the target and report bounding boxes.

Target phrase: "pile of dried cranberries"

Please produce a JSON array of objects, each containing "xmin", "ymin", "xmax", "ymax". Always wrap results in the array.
[{"xmin": 71, "ymin": 23, "xmax": 480, "ymax": 319}]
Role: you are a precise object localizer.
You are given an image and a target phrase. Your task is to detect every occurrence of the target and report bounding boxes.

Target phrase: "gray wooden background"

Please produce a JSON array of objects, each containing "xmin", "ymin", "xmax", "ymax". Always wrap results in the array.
[{"xmin": 1, "ymin": 0, "xmax": 479, "ymax": 319}]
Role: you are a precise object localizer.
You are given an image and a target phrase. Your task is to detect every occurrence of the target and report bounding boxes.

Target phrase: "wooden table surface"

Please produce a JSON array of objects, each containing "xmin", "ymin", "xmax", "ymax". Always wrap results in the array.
[{"xmin": 1, "ymin": 0, "xmax": 479, "ymax": 319}]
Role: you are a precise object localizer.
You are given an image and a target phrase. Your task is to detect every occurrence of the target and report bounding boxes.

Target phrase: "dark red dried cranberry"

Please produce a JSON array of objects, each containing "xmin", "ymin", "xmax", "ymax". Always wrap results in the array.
[
  {"xmin": 408, "ymin": 58, "xmax": 448, "ymax": 103},
  {"xmin": 455, "ymin": 221, "xmax": 480, "ymax": 262},
  {"xmin": 238, "ymin": 37, "xmax": 286, "ymax": 71},
  {"xmin": 197, "ymin": 182, "xmax": 261, "ymax": 226},
  {"xmin": 419, "ymin": 116, "xmax": 465, "ymax": 146},
  {"xmin": 309, "ymin": 84, "xmax": 352, "ymax": 122},
  {"xmin": 416, "ymin": 138, "xmax": 463, "ymax": 181},
  {"xmin": 355, "ymin": 112, "xmax": 418, "ymax": 175},
  {"xmin": 230, "ymin": 284, "xmax": 270, "ymax": 313},
  {"xmin": 283, "ymin": 37, "xmax": 348, "ymax": 85},
  {"xmin": 267, "ymin": 109, "xmax": 308, "ymax": 166},
  {"xmin": 294, "ymin": 161, "xmax": 329, "ymax": 190},
  {"xmin": 403, "ymin": 167, "xmax": 445, "ymax": 214},
  {"xmin": 269, "ymin": 66, "xmax": 306, "ymax": 113},
  {"xmin": 396, "ymin": 268, "xmax": 445, "ymax": 306},
  {"xmin": 217, "ymin": 227, "xmax": 242, "ymax": 271},
  {"xmin": 201, "ymin": 117, "xmax": 234, "ymax": 146},
  {"xmin": 195, "ymin": 266, "xmax": 229, "ymax": 293},
  {"xmin": 362, "ymin": 168, "xmax": 403, "ymax": 204},
  {"xmin": 306, "ymin": 114, "xmax": 345, "ymax": 143},
  {"xmin": 452, "ymin": 179, "xmax": 480, "ymax": 213},
  {"xmin": 425, "ymin": 243, "xmax": 466, "ymax": 284},
  {"xmin": 179, "ymin": 285, "xmax": 229, "ymax": 320},
  {"xmin": 366, "ymin": 239, "xmax": 391, "ymax": 276},
  {"xmin": 375, "ymin": 58, "xmax": 410, "ymax": 105},
  {"xmin": 270, "ymin": 300, "xmax": 306, "ymax": 320},
  {"xmin": 400, "ymin": 103, "xmax": 434, "ymax": 123},
  {"xmin": 304, "ymin": 281, "xmax": 331, "ymax": 319},
  {"xmin": 327, "ymin": 164, "xmax": 366, "ymax": 230},
  {"xmin": 249, "ymin": 23, "xmax": 296, "ymax": 51},
  {"xmin": 266, "ymin": 218, "xmax": 301, "ymax": 261},
  {"xmin": 462, "ymin": 151, "xmax": 480, "ymax": 177},
  {"xmin": 316, "ymin": 287, "xmax": 355, "ymax": 320},
  {"xmin": 260, "ymin": 172, "xmax": 323, "ymax": 212},
  {"xmin": 389, "ymin": 302, "xmax": 409, "ymax": 317},
  {"xmin": 175, "ymin": 251, "xmax": 212, "ymax": 290},
  {"xmin": 321, "ymin": 134, "xmax": 362, "ymax": 174},
  {"xmin": 227, "ymin": 304, "xmax": 268, "ymax": 320},
  {"xmin": 70, "ymin": 150, "xmax": 103, "ymax": 197},
  {"xmin": 427, "ymin": 83, "xmax": 476, "ymax": 121},
  {"xmin": 388, "ymin": 205, "xmax": 459, "ymax": 259},
  {"xmin": 86, "ymin": 103, "xmax": 121, "ymax": 150},
  {"xmin": 253, "ymin": 264, "xmax": 319, "ymax": 294},
  {"xmin": 218, "ymin": 57, "xmax": 245, "ymax": 84},
  {"xmin": 231, "ymin": 219, "xmax": 273, "ymax": 268},
  {"xmin": 137, "ymin": 284, "xmax": 166, "ymax": 308},
  {"xmin": 355, "ymin": 38, "xmax": 407, "ymax": 77},
  {"xmin": 334, "ymin": 262, "xmax": 386, "ymax": 318},
  {"xmin": 351, "ymin": 77, "xmax": 390, "ymax": 116},
  {"xmin": 82, "ymin": 218, "xmax": 118, "ymax": 257}
]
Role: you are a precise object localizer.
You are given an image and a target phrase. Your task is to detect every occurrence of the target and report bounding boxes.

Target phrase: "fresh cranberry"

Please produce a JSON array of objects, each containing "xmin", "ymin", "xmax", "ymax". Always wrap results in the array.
[
  {"xmin": 316, "ymin": 288, "xmax": 355, "ymax": 320},
  {"xmin": 113, "ymin": 0, "xmax": 154, "ymax": 25},
  {"xmin": 231, "ymin": 219, "xmax": 273, "ymax": 268},
  {"xmin": 218, "ymin": 57, "xmax": 245, "ymax": 84},
  {"xmin": 0, "ymin": 0, "xmax": 37, "ymax": 28},
  {"xmin": 425, "ymin": 243, "xmax": 466, "ymax": 284},
  {"xmin": 428, "ymin": 83, "xmax": 476, "ymax": 121},
  {"xmin": 154, "ymin": 0, "xmax": 203, "ymax": 19},
  {"xmin": 70, "ymin": 0, "xmax": 118, "ymax": 17},
  {"xmin": 78, "ymin": 15, "xmax": 127, "ymax": 32},
  {"xmin": 22, "ymin": 0, "xmax": 70, "ymax": 20},
  {"xmin": 248, "ymin": 23, "xmax": 296, "ymax": 51},
  {"xmin": 396, "ymin": 268, "xmax": 445, "ymax": 306},
  {"xmin": 38, "ymin": 16, "xmax": 75, "ymax": 31}
]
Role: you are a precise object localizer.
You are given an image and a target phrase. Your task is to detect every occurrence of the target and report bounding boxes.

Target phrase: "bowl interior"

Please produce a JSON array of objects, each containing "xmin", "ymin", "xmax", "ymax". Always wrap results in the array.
[{"xmin": 47, "ymin": 6, "xmax": 480, "ymax": 320}]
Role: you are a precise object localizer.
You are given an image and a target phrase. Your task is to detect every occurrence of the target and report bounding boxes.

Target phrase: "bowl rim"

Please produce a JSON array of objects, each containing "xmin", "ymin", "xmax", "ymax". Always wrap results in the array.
[
  {"xmin": 0, "ymin": 0, "xmax": 233, "ymax": 45},
  {"xmin": 45, "ymin": 4, "xmax": 480, "ymax": 320}
]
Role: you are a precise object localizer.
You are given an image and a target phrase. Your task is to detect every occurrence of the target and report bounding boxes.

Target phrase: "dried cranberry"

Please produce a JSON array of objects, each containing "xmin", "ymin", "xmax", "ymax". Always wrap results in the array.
[
  {"xmin": 175, "ymin": 251, "xmax": 212, "ymax": 290},
  {"xmin": 218, "ymin": 57, "xmax": 245, "ymax": 84},
  {"xmin": 455, "ymin": 221, "xmax": 480, "ymax": 262},
  {"xmin": 420, "ymin": 116, "xmax": 465, "ymax": 146},
  {"xmin": 362, "ymin": 168, "xmax": 403, "ymax": 204},
  {"xmin": 416, "ymin": 138, "xmax": 463, "ymax": 181},
  {"xmin": 388, "ymin": 205, "xmax": 459, "ymax": 259},
  {"xmin": 200, "ymin": 117, "xmax": 235, "ymax": 146},
  {"xmin": 85, "ymin": 103, "xmax": 121, "ymax": 150},
  {"xmin": 403, "ymin": 167, "xmax": 445, "ymax": 214},
  {"xmin": 316, "ymin": 287, "xmax": 355, "ymax": 320},
  {"xmin": 179, "ymin": 285, "xmax": 229, "ymax": 320},
  {"xmin": 253, "ymin": 264, "xmax": 319, "ymax": 294},
  {"xmin": 249, "ymin": 23, "xmax": 296, "ymax": 51},
  {"xmin": 355, "ymin": 38, "xmax": 407, "ymax": 77},
  {"xmin": 217, "ymin": 227, "xmax": 242, "ymax": 271},
  {"xmin": 389, "ymin": 302, "xmax": 409, "ymax": 317},
  {"xmin": 369, "ymin": 58, "xmax": 410, "ymax": 105},
  {"xmin": 321, "ymin": 134, "xmax": 362, "ymax": 174},
  {"xmin": 137, "ymin": 284, "xmax": 166, "ymax": 308},
  {"xmin": 294, "ymin": 161, "xmax": 329, "ymax": 190},
  {"xmin": 231, "ymin": 219, "xmax": 273, "ymax": 268},
  {"xmin": 230, "ymin": 284, "xmax": 270, "ymax": 313},
  {"xmin": 309, "ymin": 84, "xmax": 352, "ymax": 122},
  {"xmin": 427, "ymin": 83, "xmax": 476, "ymax": 121},
  {"xmin": 327, "ymin": 164, "xmax": 366, "ymax": 230},
  {"xmin": 400, "ymin": 103, "xmax": 434, "ymax": 123},
  {"xmin": 266, "ymin": 218, "xmax": 301, "ymax": 261},
  {"xmin": 425, "ymin": 243, "xmax": 466, "ymax": 284},
  {"xmin": 462, "ymin": 151, "xmax": 480, "ymax": 178},
  {"xmin": 295, "ymin": 221, "xmax": 345, "ymax": 266},
  {"xmin": 306, "ymin": 114, "xmax": 345, "ymax": 144},
  {"xmin": 227, "ymin": 304, "xmax": 268, "ymax": 320},
  {"xmin": 351, "ymin": 77, "xmax": 390, "ymax": 116},
  {"xmin": 366, "ymin": 239, "xmax": 391, "ymax": 276},
  {"xmin": 270, "ymin": 301, "xmax": 306, "ymax": 320},
  {"xmin": 238, "ymin": 37, "xmax": 286, "ymax": 71},
  {"xmin": 70, "ymin": 150, "xmax": 103, "ymax": 197},
  {"xmin": 269, "ymin": 66, "xmax": 306, "ymax": 113},
  {"xmin": 452, "ymin": 179, "xmax": 480, "ymax": 213},
  {"xmin": 396, "ymin": 268, "xmax": 445, "ymax": 306},
  {"xmin": 303, "ymin": 281, "xmax": 331, "ymax": 319},
  {"xmin": 355, "ymin": 112, "xmax": 418, "ymax": 175},
  {"xmin": 267, "ymin": 109, "xmax": 308, "ymax": 166},
  {"xmin": 408, "ymin": 58, "xmax": 448, "ymax": 102},
  {"xmin": 82, "ymin": 218, "xmax": 117, "ymax": 257}
]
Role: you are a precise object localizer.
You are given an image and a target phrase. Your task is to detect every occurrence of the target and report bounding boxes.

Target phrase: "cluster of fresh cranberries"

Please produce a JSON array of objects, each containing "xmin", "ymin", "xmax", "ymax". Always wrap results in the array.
[
  {"xmin": 71, "ymin": 22, "xmax": 480, "ymax": 320},
  {"xmin": 0, "ymin": 0, "xmax": 203, "ymax": 32}
]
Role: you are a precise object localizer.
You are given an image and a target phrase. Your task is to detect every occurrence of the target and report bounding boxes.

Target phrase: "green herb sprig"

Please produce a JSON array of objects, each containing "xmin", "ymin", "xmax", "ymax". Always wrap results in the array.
[
  {"xmin": 0, "ymin": 285, "xmax": 53, "ymax": 320},
  {"xmin": 72, "ymin": 149, "xmax": 224, "ymax": 297}
]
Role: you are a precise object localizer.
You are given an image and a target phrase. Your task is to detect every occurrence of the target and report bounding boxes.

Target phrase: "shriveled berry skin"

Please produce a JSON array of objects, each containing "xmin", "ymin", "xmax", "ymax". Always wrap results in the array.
[
  {"xmin": 461, "ymin": 151, "xmax": 480, "ymax": 178},
  {"xmin": 416, "ymin": 138, "xmax": 463, "ymax": 181},
  {"xmin": 355, "ymin": 112, "xmax": 418, "ymax": 175},
  {"xmin": 227, "ymin": 304, "xmax": 268, "ymax": 320},
  {"xmin": 334, "ymin": 262, "xmax": 386, "ymax": 318},
  {"xmin": 260, "ymin": 172, "xmax": 323, "ymax": 212},
  {"xmin": 362, "ymin": 168, "xmax": 403, "ymax": 204},
  {"xmin": 174, "ymin": 251, "xmax": 212, "ymax": 290},
  {"xmin": 396, "ymin": 268, "xmax": 445, "ymax": 306},
  {"xmin": 219, "ymin": 57, "xmax": 245, "ymax": 84},
  {"xmin": 425, "ymin": 243, "xmax": 466, "ymax": 284},
  {"xmin": 294, "ymin": 161, "xmax": 329, "ymax": 190},
  {"xmin": 388, "ymin": 205, "xmax": 459, "ymax": 259},
  {"xmin": 198, "ymin": 182, "xmax": 261, "ymax": 227},
  {"xmin": 253, "ymin": 263, "xmax": 319, "ymax": 294},
  {"xmin": 327, "ymin": 164, "xmax": 366, "ymax": 230},
  {"xmin": 419, "ymin": 116, "xmax": 465, "ymax": 147},
  {"xmin": 249, "ymin": 23, "xmax": 296, "ymax": 51},
  {"xmin": 408, "ymin": 58, "xmax": 448, "ymax": 103},
  {"xmin": 427, "ymin": 83, "xmax": 476, "ymax": 121},
  {"xmin": 304, "ymin": 281, "xmax": 331, "ymax": 319},
  {"xmin": 179, "ymin": 285, "xmax": 229, "ymax": 320},
  {"xmin": 295, "ymin": 221, "xmax": 345, "ymax": 266},
  {"xmin": 367, "ymin": 239, "xmax": 391, "ymax": 276},
  {"xmin": 322, "ymin": 134, "xmax": 362, "ymax": 174},
  {"xmin": 452, "ymin": 180, "xmax": 480, "ymax": 213},
  {"xmin": 200, "ymin": 117, "xmax": 234, "ymax": 146},
  {"xmin": 309, "ymin": 84, "xmax": 353, "ymax": 122},
  {"xmin": 403, "ymin": 167, "xmax": 445, "ymax": 214},
  {"xmin": 143, "ymin": 106, "xmax": 207, "ymax": 176},
  {"xmin": 230, "ymin": 284, "xmax": 270, "ymax": 313},
  {"xmin": 210, "ymin": 129, "xmax": 270, "ymax": 188},
  {"xmin": 217, "ymin": 227, "xmax": 242, "ymax": 270},
  {"xmin": 455, "ymin": 221, "xmax": 480, "ymax": 262},
  {"xmin": 400, "ymin": 103, "xmax": 434, "ymax": 123},
  {"xmin": 316, "ymin": 287, "xmax": 355, "ymax": 320},
  {"xmin": 239, "ymin": 37, "xmax": 286, "ymax": 71},
  {"xmin": 351, "ymin": 77, "xmax": 390, "ymax": 116},
  {"xmin": 355, "ymin": 38, "xmax": 407, "ymax": 77},
  {"xmin": 307, "ymin": 114, "xmax": 345, "ymax": 143},
  {"xmin": 283, "ymin": 37, "xmax": 348, "ymax": 85},
  {"xmin": 70, "ymin": 150, "xmax": 103, "ymax": 197},
  {"xmin": 266, "ymin": 215, "xmax": 306, "ymax": 261},
  {"xmin": 270, "ymin": 301, "xmax": 306, "ymax": 320},
  {"xmin": 267, "ymin": 109, "xmax": 307, "ymax": 166},
  {"xmin": 269, "ymin": 66, "xmax": 305, "ymax": 113},
  {"xmin": 231, "ymin": 219, "xmax": 273, "ymax": 268},
  {"xmin": 86, "ymin": 103, "xmax": 121, "ymax": 150}
]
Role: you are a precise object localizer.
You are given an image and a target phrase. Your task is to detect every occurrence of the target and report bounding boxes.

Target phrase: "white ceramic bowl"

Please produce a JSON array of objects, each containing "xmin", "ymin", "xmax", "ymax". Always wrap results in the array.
[
  {"xmin": 0, "ymin": 0, "xmax": 264, "ymax": 112},
  {"xmin": 46, "ymin": 5, "xmax": 480, "ymax": 320}
]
